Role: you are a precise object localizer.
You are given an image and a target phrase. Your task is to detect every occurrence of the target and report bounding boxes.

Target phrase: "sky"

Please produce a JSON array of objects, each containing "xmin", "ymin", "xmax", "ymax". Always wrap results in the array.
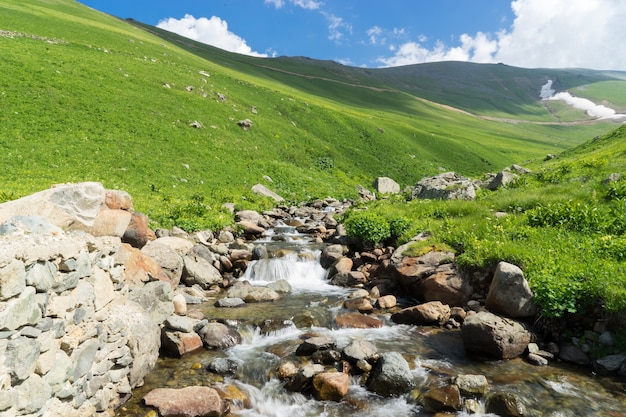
[{"xmin": 78, "ymin": 0, "xmax": 626, "ymax": 71}]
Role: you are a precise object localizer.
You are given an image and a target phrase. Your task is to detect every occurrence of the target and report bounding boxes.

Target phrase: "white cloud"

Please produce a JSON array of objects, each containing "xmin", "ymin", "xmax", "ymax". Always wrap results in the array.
[
  {"xmin": 157, "ymin": 14, "xmax": 267, "ymax": 57},
  {"xmin": 264, "ymin": 0, "xmax": 285, "ymax": 8},
  {"xmin": 367, "ymin": 26, "xmax": 383, "ymax": 45},
  {"xmin": 264, "ymin": 0, "xmax": 321, "ymax": 10},
  {"xmin": 376, "ymin": 0, "xmax": 626, "ymax": 70},
  {"xmin": 324, "ymin": 13, "xmax": 352, "ymax": 43}
]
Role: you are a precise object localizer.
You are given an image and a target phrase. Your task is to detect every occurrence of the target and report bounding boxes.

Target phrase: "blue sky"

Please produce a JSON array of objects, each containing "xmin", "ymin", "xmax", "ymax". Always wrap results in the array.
[{"xmin": 79, "ymin": 0, "xmax": 626, "ymax": 70}]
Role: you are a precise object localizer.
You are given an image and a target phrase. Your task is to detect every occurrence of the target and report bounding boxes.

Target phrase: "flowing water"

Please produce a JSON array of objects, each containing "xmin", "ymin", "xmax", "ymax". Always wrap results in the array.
[{"xmin": 116, "ymin": 227, "xmax": 626, "ymax": 417}]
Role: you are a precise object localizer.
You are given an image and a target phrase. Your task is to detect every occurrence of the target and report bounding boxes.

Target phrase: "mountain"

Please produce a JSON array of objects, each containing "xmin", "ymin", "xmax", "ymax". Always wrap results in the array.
[{"xmin": 1, "ymin": 0, "xmax": 625, "ymax": 227}]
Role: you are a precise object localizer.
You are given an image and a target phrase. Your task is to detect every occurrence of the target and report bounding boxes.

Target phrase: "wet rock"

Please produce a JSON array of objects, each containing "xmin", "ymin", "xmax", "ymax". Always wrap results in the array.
[
  {"xmin": 335, "ymin": 312, "xmax": 383, "ymax": 329},
  {"xmin": 313, "ymin": 372, "xmax": 350, "ymax": 401},
  {"xmin": 277, "ymin": 361, "xmax": 299, "ymax": 380},
  {"xmin": 461, "ymin": 311, "xmax": 531, "ymax": 359},
  {"xmin": 267, "ymin": 279, "xmax": 291, "ymax": 294},
  {"xmin": 143, "ymin": 386, "xmax": 225, "ymax": 417},
  {"xmin": 343, "ymin": 340, "xmax": 378, "ymax": 363},
  {"xmin": 527, "ymin": 353, "xmax": 548, "ymax": 366},
  {"xmin": 410, "ymin": 172, "xmax": 476, "ymax": 201},
  {"xmin": 296, "ymin": 336, "xmax": 336, "ymax": 356},
  {"xmin": 376, "ymin": 295, "xmax": 397, "ymax": 309},
  {"xmin": 343, "ymin": 297, "xmax": 373, "ymax": 312},
  {"xmin": 593, "ymin": 353, "xmax": 626, "ymax": 374},
  {"xmin": 160, "ymin": 330, "xmax": 203, "ymax": 357},
  {"xmin": 208, "ymin": 358, "xmax": 239, "ymax": 376},
  {"xmin": 453, "ymin": 374, "xmax": 489, "ymax": 396},
  {"xmin": 391, "ymin": 301, "xmax": 451, "ymax": 326},
  {"xmin": 284, "ymin": 364, "xmax": 324, "ymax": 393},
  {"xmin": 197, "ymin": 322, "xmax": 241, "ymax": 350},
  {"xmin": 420, "ymin": 384, "xmax": 462, "ymax": 413},
  {"xmin": 366, "ymin": 352, "xmax": 415, "ymax": 397},
  {"xmin": 485, "ymin": 262, "xmax": 537, "ymax": 318},
  {"xmin": 320, "ymin": 244, "xmax": 345, "ymax": 269},
  {"xmin": 226, "ymin": 281, "xmax": 279, "ymax": 302},
  {"xmin": 215, "ymin": 297, "xmax": 245, "ymax": 308},
  {"xmin": 485, "ymin": 392, "xmax": 527, "ymax": 417},
  {"xmin": 312, "ymin": 349, "xmax": 342, "ymax": 365}
]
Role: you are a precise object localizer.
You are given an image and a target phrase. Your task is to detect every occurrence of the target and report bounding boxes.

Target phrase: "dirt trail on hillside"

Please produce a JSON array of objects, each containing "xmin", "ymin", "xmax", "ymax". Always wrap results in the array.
[{"xmin": 252, "ymin": 63, "xmax": 618, "ymax": 126}]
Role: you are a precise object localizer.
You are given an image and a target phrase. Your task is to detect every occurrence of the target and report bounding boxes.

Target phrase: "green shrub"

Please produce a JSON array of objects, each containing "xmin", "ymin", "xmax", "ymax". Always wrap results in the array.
[{"xmin": 342, "ymin": 210, "xmax": 391, "ymax": 246}]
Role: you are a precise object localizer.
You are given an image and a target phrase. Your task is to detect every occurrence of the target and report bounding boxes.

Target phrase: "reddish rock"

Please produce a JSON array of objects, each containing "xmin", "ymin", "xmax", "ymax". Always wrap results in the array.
[
  {"xmin": 143, "ymin": 386, "xmax": 225, "ymax": 417},
  {"xmin": 419, "ymin": 264, "xmax": 472, "ymax": 307},
  {"xmin": 313, "ymin": 372, "xmax": 350, "ymax": 401},
  {"xmin": 114, "ymin": 243, "xmax": 172, "ymax": 289},
  {"xmin": 336, "ymin": 312, "xmax": 382, "ymax": 329},
  {"xmin": 104, "ymin": 189, "xmax": 133, "ymax": 211},
  {"xmin": 161, "ymin": 330, "xmax": 203, "ymax": 357},
  {"xmin": 391, "ymin": 301, "xmax": 451, "ymax": 326},
  {"xmin": 343, "ymin": 297, "xmax": 373, "ymax": 312},
  {"xmin": 90, "ymin": 209, "xmax": 132, "ymax": 237},
  {"xmin": 329, "ymin": 257, "xmax": 353, "ymax": 276},
  {"xmin": 237, "ymin": 220, "xmax": 265, "ymax": 236},
  {"xmin": 123, "ymin": 212, "xmax": 156, "ymax": 248},
  {"xmin": 420, "ymin": 384, "xmax": 463, "ymax": 413}
]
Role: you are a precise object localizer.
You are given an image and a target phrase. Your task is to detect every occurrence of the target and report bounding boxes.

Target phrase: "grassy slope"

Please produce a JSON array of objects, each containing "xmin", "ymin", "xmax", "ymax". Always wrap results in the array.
[{"xmin": 0, "ymin": 0, "xmax": 623, "ymax": 230}]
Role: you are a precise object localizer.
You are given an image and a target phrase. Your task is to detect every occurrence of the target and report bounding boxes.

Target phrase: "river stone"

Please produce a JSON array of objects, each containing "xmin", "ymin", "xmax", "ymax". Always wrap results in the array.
[
  {"xmin": 141, "ymin": 240, "xmax": 184, "ymax": 286},
  {"xmin": 284, "ymin": 364, "xmax": 325, "ymax": 393},
  {"xmin": 485, "ymin": 392, "xmax": 527, "ymax": 417},
  {"xmin": 328, "ymin": 257, "xmax": 353, "ymax": 276},
  {"xmin": 296, "ymin": 336, "xmax": 336, "ymax": 356},
  {"xmin": 208, "ymin": 358, "xmax": 239, "ymax": 375},
  {"xmin": 411, "ymin": 172, "xmax": 476, "ymax": 201},
  {"xmin": 143, "ymin": 386, "xmax": 224, "ymax": 417},
  {"xmin": 183, "ymin": 253, "xmax": 223, "ymax": 289},
  {"xmin": 343, "ymin": 339, "xmax": 378, "ymax": 363},
  {"xmin": 486, "ymin": 262, "xmax": 537, "ymax": 318},
  {"xmin": 161, "ymin": 330, "xmax": 203, "ymax": 357},
  {"xmin": 320, "ymin": 244, "xmax": 345, "ymax": 269},
  {"xmin": 453, "ymin": 374, "xmax": 489, "ymax": 396},
  {"xmin": 558, "ymin": 342, "xmax": 591, "ymax": 365},
  {"xmin": 391, "ymin": 301, "xmax": 451, "ymax": 326},
  {"xmin": 419, "ymin": 265, "xmax": 472, "ymax": 307},
  {"xmin": 376, "ymin": 295, "xmax": 397, "ymax": 309},
  {"xmin": 226, "ymin": 281, "xmax": 279, "ymax": 302},
  {"xmin": 373, "ymin": 177, "xmax": 400, "ymax": 194},
  {"xmin": 343, "ymin": 297, "xmax": 373, "ymax": 312},
  {"xmin": 238, "ymin": 220, "xmax": 265, "ymax": 236},
  {"xmin": 235, "ymin": 210, "xmax": 261, "ymax": 224},
  {"xmin": 0, "ymin": 259, "xmax": 26, "ymax": 301},
  {"xmin": 367, "ymin": 352, "xmax": 415, "ymax": 397},
  {"xmin": 198, "ymin": 322, "xmax": 241, "ymax": 350},
  {"xmin": 593, "ymin": 353, "xmax": 626, "ymax": 374},
  {"xmin": 420, "ymin": 384, "xmax": 462, "ymax": 413},
  {"xmin": 336, "ymin": 312, "xmax": 383, "ymax": 329},
  {"xmin": 329, "ymin": 271, "xmax": 366, "ymax": 287},
  {"xmin": 172, "ymin": 293, "xmax": 187, "ymax": 315},
  {"xmin": 527, "ymin": 353, "xmax": 548, "ymax": 366},
  {"xmin": 164, "ymin": 315, "xmax": 197, "ymax": 333},
  {"xmin": 313, "ymin": 372, "xmax": 350, "ymax": 401},
  {"xmin": 215, "ymin": 297, "xmax": 245, "ymax": 308},
  {"xmin": 461, "ymin": 311, "xmax": 531, "ymax": 359},
  {"xmin": 268, "ymin": 279, "xmax": 291, "ymax": 293}
]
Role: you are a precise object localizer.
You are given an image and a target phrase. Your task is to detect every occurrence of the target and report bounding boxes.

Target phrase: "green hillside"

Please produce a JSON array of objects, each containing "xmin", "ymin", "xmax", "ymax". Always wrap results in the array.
[{"xmin": 0, "ymin": 0, "xmax": 624, "ymax": 231}]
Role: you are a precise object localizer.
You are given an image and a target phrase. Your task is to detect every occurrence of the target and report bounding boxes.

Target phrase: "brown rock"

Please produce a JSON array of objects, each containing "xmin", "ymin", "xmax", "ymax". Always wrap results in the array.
[
  {"xmin": 376, "ymin": 295, "xmax": 397, "ymax": 309},
  {"xmin": 329, "ymin": 257, "xmax": 353, "ymax": 276},
  {"xmin": 336, "ymin": 312, "xmax": 383, "ymax": 329},
  {"xmin": 114, "ymin": 243, "xmax": 173, "ymax": 289},
  {"xmin": 123, "ymin": 212, "xmax": 156, "ymax": 248},
  {"xmin": 420, "ymin": 384, "xmax": 462, "ymax": 413},
  {"xmin": 313, "ymin": 372, "xmax": 350, "ymax": 401},
  {"xmin": 89, "ymin": 209, "xmax": 132, "ymax": 237},
  {"xmin": 161, "ymin": 330, "xmax": 203, "ymax": 357},
  {"xmin": 104, "ymin": 189, "xmax": 133, "ymax": 211},
  {"xmin": 419, "ymin": 265, "xmax": 472, "ymax": 307},
  {"xmin": 461, "ymin": 311, "xmax": 531, "ymax": 359},
  {"xmin": 391, "ymin": 301, "xmax": 451, "ymax": 326},
  {"xmin": 143, "ymin": 386, "xmax": 224, "ymax": 417},
  {"xmin": 343, "ymin": 297, "xmax": 374, "ymax": 312},
  {"xmin": 237, "ymin": 220, "xmax": 265, "ymax": 236}
]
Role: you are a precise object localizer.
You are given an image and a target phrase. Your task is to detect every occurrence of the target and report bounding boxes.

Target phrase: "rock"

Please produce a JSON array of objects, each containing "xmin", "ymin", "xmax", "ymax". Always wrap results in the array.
[
  {"xmin": 0, "ymin": 286, "xmax": 41, "ymax": 331},
  {"xmin": 198, "ymin": 322, "xmax": 241, "ymax": 350},
  {"xmin": 104, "ymin": 189, "xmax": 133, "ymax": 211},
  {"xmin": 277, "ymin": 361, "xmax": 299, "ymax": 380},
  {"xmin": 410, "ymin": 172, "xmax": 476, "ymax": 201},
  {"xmin": 0, "ymin": 259, "xmax": 26, "ymax": 301},
  {"xmin": 453, "ymin": 374, "xmax": 489, "ymax": 396},
  {"xmin": 251, "ymin": 184, "xmax": 284, "ymax": 202},
  {"xmin": 267, "ymin": 279, "xmax": 291, "ymax": 294},
  {"xmin": 237, "ymin": 220, "xmax": 265, "ymax": 236},
  {"xmin": 235, "ymin": 210, "xmax": 261, "ymax": 224},
  {"xmin": 391, "ymin": 301, "xmax": 451, "ymax": 326},
  {"xmin": 296, "ymin": 336, "xmax": 336, "ymax": 356},
  {"xmin": 215, "ymin": 297, "xmax": 245, "ymax": 308},
  {"xmin": 115, "ymin": 243, "xmax": 172, "ymax": 289},
  {"xmin": 527, "ymin": 353, "xmax": 548, "ymax": 366},
  {"xmin": 329, "ymin": 271, "xmax": 366, "ymax": 287},
  {"xmin": 6, "ymin": 337, "xmax": 40, "ymax": 384},
  {"xmin": 594, "ymin": 353, "xmax": 626, "ymax": 374},
  {"xmin": 15, "ymin": 374, "xmax": 52, "ymax": 414},
  {"xmin": 320, "ymin": 245, "xmax": 345, "ymax": 269},
  {"xmin": 420, "ymin": 384, "xmax": 462, "ymax": 413},
  {"xmin": 141, "ymin": 240, "xmax": 184, "ymax": 286},
  {"xmin": 313, "ymin": 372, "xmax": 350, "ymax": 401},
  {"xmin": 419, "ymin": 265, "xmax": 472, "ymax": 307},
  {"xmin": 486, "ymin": 170, "xmax": 517, "ymax": 190},
  {"xmin": 558, "ymin": 343, "xmax": 591, "ymax": 365},
  {"xmin": 336, "ymin": 312, "xmax": 383, "ymax": 329},
  {"xmin": 461, "ymin": 311, "xmax": 531, "ymax": 360},
  {"xmin": 122, "ymin": 212, "xmax": 155, "ymax": 248},
  {"xmin": 208, "ymin": 358, "xmax": 239, "ymax": 375},
  {"xmin": 376, "ymin": 295, "xmax": 397, "ymax": 309},
  {"xmin": 164, "ymin": 315, "xmax": 197, "ymax": 333},
  {"xmin": 237, "ymin": 118, "xmax": 253, "ymax": 130},
  {"xmin": 284, "ymin": 364, "xmax": 324, "ymax": 393},
  {"xmin": 485, "ymin": 392, "xmax": 527, "ymax": 417},
  {"xmin": 485, "ymin": 262, "xmax": 537, "ymax": 318},
  {"xmin": 343, "ymin": 297, "xmax": 373, "ymax": 312},
  {"xmin": 343, "ymin": 339, "xmax": 378, "ymax": 363},
  {"xmin": 366, "ymin": 352, "xmax": 415, "ymax": 397},
  {"xmin": 128, "ymin": 281, "xmax": 175, "ymax": 325},
  {"xmin": 329, "ymin": 257, "xmax": 353, "ymax": 276},
  {"xmin": 183, "ymin": 253, "xmax": 223, "ymax": 289},
  {"xmin": 226, "ymin": 281, "xmax": 279, "ymax": 302},
  {"xmin": 172, "ymin": 293, "xmax": 187, "ymax": 315},
  {"xmin": 373, "ymin": 177, "xmax": 400, "ymax": 194},
  {"xmin": 160, "ymin": 330, "xmax": 203, "ymax": 357},
  {"xmin": 143, "ymin": 386, "xmax": 224, "ymax": 417}
]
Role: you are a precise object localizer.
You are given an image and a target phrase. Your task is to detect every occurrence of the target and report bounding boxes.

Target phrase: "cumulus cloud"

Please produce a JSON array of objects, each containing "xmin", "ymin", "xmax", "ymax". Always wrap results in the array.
[
  {"xmin": 157, "ymin": 14, "xmax": 267, "ymax": 57},
  {"xmin": 377, "ymin": 0, "xmax": 626, "ymax": 70}
]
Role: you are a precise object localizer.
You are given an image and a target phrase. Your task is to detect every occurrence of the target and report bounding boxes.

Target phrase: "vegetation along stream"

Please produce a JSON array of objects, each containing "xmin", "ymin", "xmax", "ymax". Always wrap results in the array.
[{"xmin": 115, "ymin": 224, "xmax": 626, "ymax": 417}]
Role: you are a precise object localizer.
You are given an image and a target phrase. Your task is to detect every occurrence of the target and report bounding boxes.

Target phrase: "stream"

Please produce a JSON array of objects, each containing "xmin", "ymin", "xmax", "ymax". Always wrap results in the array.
[{"xmin": 116, "ymin": 226, "xmax": 626, "ymax": 417}]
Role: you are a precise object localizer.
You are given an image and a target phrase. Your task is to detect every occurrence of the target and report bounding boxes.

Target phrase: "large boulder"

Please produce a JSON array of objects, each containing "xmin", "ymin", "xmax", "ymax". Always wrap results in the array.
[
  {"xmin": 141, "ymin": 240, "xmax": 185, "ymax": 286},
  {"xmin": 197, "ymin": 322, "xmax": 242, "ymax": 350},
  {"xmin": 461, "ymin": 311, "xmax": 531, "ymax": 359},
  {"xmin": 226, "ymin": 281, "xmax": 279, "ymax": 302},
  {"xmin": 419, "ymin": 264, "xmax": 472, "ymax": 307},
  {"xmin": 366, "ymin": 352, "xmax": 415, "ymax": 397},
  {"xmin": 485, "ymin": 170, "xmax": 517, "ymax": 191},
  {"xmin": 373, "ymin": 177, "xmax": 400, "ymax": 194},
  {"xmin": 143, "ymin": 386, "xmax": 225, "ymax": 417},
  {"xmin": 420, "ymin": 384, "xmax": 463, "ymax": 413},
  {"xmin": 486, "ymin": 262, "xmax": 537, "ymax": 318},
  {"xmin": 410, "ymin": 172, "xmax": 476, "ymax": 201},
  {"xmin": 391, "ymin": 301, "xmax": 451, "ymax": 326}
]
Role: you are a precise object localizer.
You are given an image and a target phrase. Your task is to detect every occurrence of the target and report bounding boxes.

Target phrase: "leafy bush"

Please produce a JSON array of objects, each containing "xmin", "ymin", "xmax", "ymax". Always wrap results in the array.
[
  {"xmin": 342, "ymin": 210, "xmax": 391, "ymax": 246},
  {"xmin": 606, "ymin": 180, "xmax": 626, "ymax": 201}
]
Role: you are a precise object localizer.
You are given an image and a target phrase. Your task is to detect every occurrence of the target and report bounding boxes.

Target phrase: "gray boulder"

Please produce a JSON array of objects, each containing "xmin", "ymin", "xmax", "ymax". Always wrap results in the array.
[
  {"xmin": 141, "ymin": 240, "xmax": 184, "ymax": 286},
  {"xmin": 486, "ymin": 262, "xmax": 537, "ymax": 318},
  {"xmin": 197, "ymin": 322, "xmax": 241, "ymax": 349},
  {"xmin": 461, "ymin": 311, "xmax": 531, "ymax": 359},
  {"xmin": 374, "ymin": 177, "xmax": 400, "ymax": 194},
  {"xmin": 366, "ymin": 352, "xmax": 415, "ymax": 397},
  {"xmin": 251, "ymin": 184, "xmax": 284, "ymax": 202},
  {"xmin": 485, "ymin": 170, "xmax": 517, "ymax": 190},
  {"xmin": 411, "ymin": 172, "xmax": 476, "ymax": 201}
]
